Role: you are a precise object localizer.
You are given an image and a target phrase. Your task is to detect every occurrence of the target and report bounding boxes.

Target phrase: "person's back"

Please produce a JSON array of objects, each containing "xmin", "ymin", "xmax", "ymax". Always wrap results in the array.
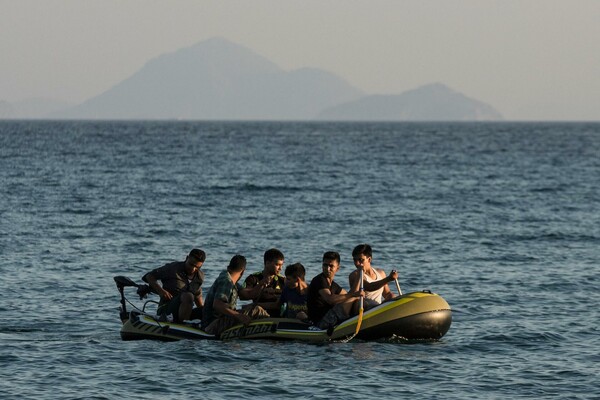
[
  {"xmin": 202, "ymin": 269, "xmax": 237, "ymax": 329},
  {"xmin": 202, "ymin": 255, "xmax": 269, "ymax": 335}
]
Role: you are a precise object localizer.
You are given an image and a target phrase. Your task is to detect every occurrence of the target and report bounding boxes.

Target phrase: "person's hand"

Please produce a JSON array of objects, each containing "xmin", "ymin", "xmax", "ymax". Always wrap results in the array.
[
  {"xmin": 296, "ymin": 311, "xmax": 308, "ymax": 321},
  {"xmin": 297, "ymin": 280, "xmax": 308, "ymax": 292},
  {"xmin": 389, "ymin": 270, "xmax": 399, "ymax": 281},
  {"xmin": 160, "ymin": 288, "xmax": 173, "ymax": 301},
  {"xmin": 236, "ymin": 313, "xmax": 252, "ymax": 326},
  {"xmin": 259, "ymin": 275, "xmax": 273, "ymax": 288}
]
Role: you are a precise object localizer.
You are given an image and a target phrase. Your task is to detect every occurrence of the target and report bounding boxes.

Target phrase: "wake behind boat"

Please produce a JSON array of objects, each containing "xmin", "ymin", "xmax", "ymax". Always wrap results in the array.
[{"xmin": 115, "ymin": 276, "xmax": 452, "ymax": 342}]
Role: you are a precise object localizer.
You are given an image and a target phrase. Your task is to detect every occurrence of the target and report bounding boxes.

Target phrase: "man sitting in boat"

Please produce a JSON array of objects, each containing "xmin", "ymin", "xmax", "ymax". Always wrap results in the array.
[
  {"xmin": 348, "ymin": 244, "xmax": 398, "ymax": 308},
  {"xmin": 307, "ymin": 251, "xmax": 364, "ymax": 330},
  {"xmin": 202, "ymin": 255, "xmax": 269, "ymax": 336},
  {"xmin": 142, "ymin": 248, "xmax": 206, "ymax": 322},
  {"xmin": 277, "ymin": 263, "xmax": 309, "ymax": 320},
  {"xmin": 240, "ymin": 248, "xmax": 286, "ymax": 316}
]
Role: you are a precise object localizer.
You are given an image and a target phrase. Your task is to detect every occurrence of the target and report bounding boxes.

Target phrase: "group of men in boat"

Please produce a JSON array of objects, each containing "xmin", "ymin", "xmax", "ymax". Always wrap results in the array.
[{"xmin": 142, "ymin": 244, "xmax": 399, "ymax": 336}]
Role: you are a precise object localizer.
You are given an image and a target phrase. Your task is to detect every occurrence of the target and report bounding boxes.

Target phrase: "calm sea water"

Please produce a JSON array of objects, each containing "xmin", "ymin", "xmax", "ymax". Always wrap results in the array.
[{"xmin": 1, "ymin": 121, "xmax": 599, "ymax": 399}]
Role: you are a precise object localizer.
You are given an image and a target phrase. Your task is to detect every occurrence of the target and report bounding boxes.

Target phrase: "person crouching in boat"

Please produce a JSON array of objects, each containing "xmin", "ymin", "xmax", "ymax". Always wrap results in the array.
[
  {"xmin": 275, "ymin": 263, "xmax": 309, "ymax": 321},
  {"xmin": 239, "ymin": 248, "xmax": 286, "ymax": 317},
  {"xmin": 307, "ymin": 251, "xmax": 364, "ymax": 330},
  {"xmin": 348, "ymin": 244, "xmax": 398, "ymax": 309},
  {"xmin": 142, "ymin": 248, "xmax": 206, "ymax": 323},
  {"xmin": 202, "ymin": 255, "xmax": 269, "ymax": 336}
]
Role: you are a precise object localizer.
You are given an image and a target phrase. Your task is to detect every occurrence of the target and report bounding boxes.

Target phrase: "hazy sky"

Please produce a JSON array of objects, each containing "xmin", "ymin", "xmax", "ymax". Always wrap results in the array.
[{"xmin": 1, "ymin": 0, "xmax": 599, "ymax": 120}]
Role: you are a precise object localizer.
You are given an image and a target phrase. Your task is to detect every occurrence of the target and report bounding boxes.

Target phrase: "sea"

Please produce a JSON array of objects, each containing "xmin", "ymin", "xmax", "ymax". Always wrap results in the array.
[{"xmin": 0, "ymin": 120, "xmax": 598, "ymax": 399}]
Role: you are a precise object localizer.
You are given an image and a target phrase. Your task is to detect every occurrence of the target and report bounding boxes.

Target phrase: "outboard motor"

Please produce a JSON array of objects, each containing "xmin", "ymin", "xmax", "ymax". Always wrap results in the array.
[
  {"xmin": 114, "ymin": 276, "xmax": 157, "ymax": 323},
  {"xmin": 114, "ymin": 276, "xmax": 134, "ymax": 323},
  {"xmin": 136, "ymin": 284, "xmax": 153, "ymax": 299}
]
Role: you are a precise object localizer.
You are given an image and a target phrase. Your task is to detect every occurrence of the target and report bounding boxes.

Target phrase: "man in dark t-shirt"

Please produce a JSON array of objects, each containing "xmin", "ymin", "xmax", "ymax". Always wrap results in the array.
[
  {"xmin": 279, "ymin": 263, "xmax": 309, "ymax": 320},
  {"xmin": 307, "ymin": 251, "xmax": 363, "ymax": 329},
  {"xmin": 142, "ymin": 249, "xmax": 206, "ymax": 322}
]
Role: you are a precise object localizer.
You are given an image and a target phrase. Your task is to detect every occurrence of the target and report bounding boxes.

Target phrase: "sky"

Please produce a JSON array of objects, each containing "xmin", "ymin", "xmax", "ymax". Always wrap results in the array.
[{"xmin": 1, "ymin": 0, "xmax": 599, "ymax": 120}]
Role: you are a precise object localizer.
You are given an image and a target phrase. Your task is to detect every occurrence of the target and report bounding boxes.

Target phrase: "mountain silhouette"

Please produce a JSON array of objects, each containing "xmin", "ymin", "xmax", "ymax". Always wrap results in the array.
[
  {"xmin": 59, "ymin": 37, "xmax": 364, "ymax": 120},
  {"xmin": 317, "ymin": 83, "xmax": 503, "ymax": 121},
  {"xmin": 53, "ymin": 39, "xmax": 503, "ymax": 121}
]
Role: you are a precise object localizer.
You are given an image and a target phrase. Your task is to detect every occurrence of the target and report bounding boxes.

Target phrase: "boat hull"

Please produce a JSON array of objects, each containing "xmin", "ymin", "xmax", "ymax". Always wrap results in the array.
[{"xmin": 119, "ymin": 291, "xmax": 451, "ymax": 342}]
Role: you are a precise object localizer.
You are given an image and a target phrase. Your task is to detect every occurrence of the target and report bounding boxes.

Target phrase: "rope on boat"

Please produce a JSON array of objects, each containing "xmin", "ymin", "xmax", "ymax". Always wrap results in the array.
[
  {"xmin": 336, "ymin": 331, "xmax": 359, "ymax": 343},
  {"xmin": 123, "ymin": 296, "xmax": 165, "ymax": 328}
]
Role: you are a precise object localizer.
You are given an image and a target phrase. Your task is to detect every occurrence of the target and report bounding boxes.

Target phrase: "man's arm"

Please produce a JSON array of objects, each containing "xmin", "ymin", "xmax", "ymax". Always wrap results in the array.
[
  {"xmin": 318, "ymin": 288, "xmax": 361, "ymax": 306},
  {"xmin": 382, "ymin": 284, "xmax": 395, "ymax": 301},
  {"xmin": 349, "ymin": 269, "xmax": 398, "ymax": 293},
  {"xmin": 239, "ymin": 275, "xmax": 273, "ymax": 300},
  {"xmin": 144, "ymin": 273, "xmax": 173, "ymax": 301},
  {"xmin": 195, "ymin": 292, "xmax": 203, "ymax": 307},
  {"xmin": 213, "ymin": 299, "xmax": 251, "ymax": 325}
]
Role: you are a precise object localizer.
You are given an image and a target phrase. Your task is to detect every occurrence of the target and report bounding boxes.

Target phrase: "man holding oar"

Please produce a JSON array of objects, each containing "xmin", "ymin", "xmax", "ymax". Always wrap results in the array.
[{"xmin": 349, "ymin": 244, "xmax": 398, "ymax": 309}]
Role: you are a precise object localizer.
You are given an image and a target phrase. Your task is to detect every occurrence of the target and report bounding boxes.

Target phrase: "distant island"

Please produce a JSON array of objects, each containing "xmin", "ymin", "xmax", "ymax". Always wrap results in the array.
[
  {"xmin": 2, "ymin": 37, "xmax": 503, "ymax": 121},
  {"xmin": 316, "ymin": 83, "xmax": 503, "ymax": 121}
]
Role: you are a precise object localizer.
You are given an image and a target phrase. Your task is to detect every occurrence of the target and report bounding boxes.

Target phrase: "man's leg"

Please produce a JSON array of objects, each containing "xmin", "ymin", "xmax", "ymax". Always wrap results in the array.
[{"xmin": 178, "ymin": 292, "xmax": 194, "ymax": 321}]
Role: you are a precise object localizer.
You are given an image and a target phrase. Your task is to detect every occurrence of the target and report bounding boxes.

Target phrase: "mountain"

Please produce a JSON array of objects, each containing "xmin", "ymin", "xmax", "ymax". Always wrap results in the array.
[
  {"xmin": 58, "ymin": 37, "xmax": 364, "ymax": 120},
  {"xmin": 316, "ymin": 83, "xmax": 503, "ymax": 121},
  {"xmin": 52, "ymin": 39, "xmax": 503, "ymax": 121}
]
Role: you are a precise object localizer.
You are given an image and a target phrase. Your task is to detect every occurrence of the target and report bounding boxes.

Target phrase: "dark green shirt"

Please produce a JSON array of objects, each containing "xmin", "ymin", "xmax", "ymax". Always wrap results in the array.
[
  {"xmin": 243, "ymin": 271, "xmax": 285, "ymax": 302},
  {"xmin": 143, "ymin": 261, "xmax": 204, "ymax": 300}
]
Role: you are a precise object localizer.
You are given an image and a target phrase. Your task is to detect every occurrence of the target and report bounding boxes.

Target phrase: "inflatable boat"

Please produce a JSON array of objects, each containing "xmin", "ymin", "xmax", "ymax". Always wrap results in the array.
[{"xmin": 114, "ymin": 276, "xmax": 451, "ymax": 342}]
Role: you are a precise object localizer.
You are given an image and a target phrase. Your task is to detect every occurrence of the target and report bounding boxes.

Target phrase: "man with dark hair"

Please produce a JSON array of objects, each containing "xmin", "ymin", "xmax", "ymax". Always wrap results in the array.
[
  {"xmin": 277, "ymin": 263, "xmax": 309, "ymax": 320},
  {"xmin": 349, "ymin": 244, "xmax": 398, "ymax": 308},
  {"xmin": 240, "ymin": 248, "xmax": 286, "ymax": 316},
  {"xmin": 142, "ymin": 248, "xmax": 206, "ymax": 322},
  {"xmin": 307, "ymin": 251, "xmax": 363, "ymax": 329},
  {"xmin": 202, "ymin": 255, "xmax": 268, "ymax": 336}
]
